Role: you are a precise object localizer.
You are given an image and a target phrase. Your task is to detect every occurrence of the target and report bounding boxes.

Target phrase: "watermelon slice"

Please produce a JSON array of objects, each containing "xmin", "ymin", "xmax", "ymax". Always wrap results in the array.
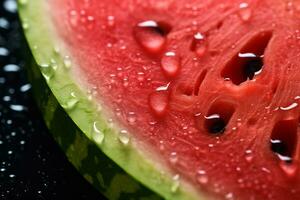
[{"xmin": 19, "ymin": 0, "xmax": 300, "ymax": 199}]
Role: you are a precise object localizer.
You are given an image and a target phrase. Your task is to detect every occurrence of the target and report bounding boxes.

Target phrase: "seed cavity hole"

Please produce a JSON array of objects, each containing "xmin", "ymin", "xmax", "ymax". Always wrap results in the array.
[
  {"xmin": 221, "ymin": 31, "xmax": 273, "ymax": 85},
  {"xmin": 270, "ymin": 119, "xmax": 298, "ymax": 164},
  {"xmin": 204, "ymin": 101, "xmax": 236, "ymax": 135}
]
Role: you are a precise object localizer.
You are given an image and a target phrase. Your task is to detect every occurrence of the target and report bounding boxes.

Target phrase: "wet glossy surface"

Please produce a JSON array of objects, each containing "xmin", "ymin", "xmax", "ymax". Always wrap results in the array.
[{"xmin": 0, "ymin": 0, "xmax": 105, "ymax": 199}]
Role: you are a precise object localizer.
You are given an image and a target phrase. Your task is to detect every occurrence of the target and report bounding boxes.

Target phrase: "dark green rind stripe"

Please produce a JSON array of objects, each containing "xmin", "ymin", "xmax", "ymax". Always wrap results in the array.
[{"xmin": 27, "ymin": 54, "xmax": 162, "ymax": 200}]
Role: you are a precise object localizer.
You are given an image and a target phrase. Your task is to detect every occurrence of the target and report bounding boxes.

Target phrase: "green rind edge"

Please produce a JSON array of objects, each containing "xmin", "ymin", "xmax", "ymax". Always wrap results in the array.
[{"xmin": 18, "ymin": 0, "xmax": 202, "ymax": 200}]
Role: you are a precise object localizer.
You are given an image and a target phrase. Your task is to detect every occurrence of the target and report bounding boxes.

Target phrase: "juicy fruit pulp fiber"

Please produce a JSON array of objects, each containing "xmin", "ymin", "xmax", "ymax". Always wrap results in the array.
[{"xmin": 50, "ymin": 0, "xmax": 300, "ymax": 199}]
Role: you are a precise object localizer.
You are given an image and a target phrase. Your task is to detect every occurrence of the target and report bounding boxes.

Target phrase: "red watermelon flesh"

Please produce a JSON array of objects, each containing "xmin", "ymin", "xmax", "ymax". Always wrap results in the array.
[{"xmin": 51, "ymin": 0, "xmax": 300, "ymax": 199}]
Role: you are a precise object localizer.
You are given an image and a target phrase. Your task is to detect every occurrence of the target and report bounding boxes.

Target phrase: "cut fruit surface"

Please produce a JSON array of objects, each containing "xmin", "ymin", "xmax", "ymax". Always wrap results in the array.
[{"xmin": 20, "ymin": 0, "xmax": 300, "ymax": 199}]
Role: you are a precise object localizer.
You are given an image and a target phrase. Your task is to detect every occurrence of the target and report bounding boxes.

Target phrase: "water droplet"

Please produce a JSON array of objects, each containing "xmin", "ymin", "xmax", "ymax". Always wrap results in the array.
[
  {"xmin": 64, "ymin": 56, "xmax": 72, "ymax": 69},
  {"xmin": 111, "ymin": 107, "xmax": 120, "ymax": 116},
  {"xmin": 9, "ymin": 174, "xmax": 15, "ymax": 178},
  {"xmin": 133, "ymin": 20, "xmax": 170, "ymax": 54},
  {"xmin": 54, "ymin": 46, "xmax": 60, "ymax": 54},
  {"xmin": 206, "ymin": 143, "xmax": 214, "ymax": 148},
  {"xmin": 119, "ymin": 129, "xmax": 130, "ymax": 145},
  {"xmin": 3, "ymin": 64, "xmax": 20, "ymax": 72},
  {"xmin": 20, "ymin": 84, "xmax": 31, "ymax": 92},
  {"xmin": 238, "ymin": 3, "xmax": 252, "ymax": 22},
  {"xmin": 159, "ymin": 140, "xmax": 165, "ymax": 151},
  {"xmin": 50, "ymin": 58, "xmax": 58, "ymax": 71},
  {"xmin": 123, "ymin": 77, "xmax": 129, "ymax": 87},
  {"xmin": 171, "ymin": 174, "xmax": 180, "ymax": 193},
  {"xmin": 3, "ymin": 96, "xmax": 10, "ymax": 102},
  {"xmin": 261, "ymin": 167, "xmax": 271, "ymax": 173},
  {"xmin": 169, "ymin": 152, "xmax": 178, "ymax": 164},
  {"xmin": 245, "ymin": 149, "xmax": 253, "ymax": 162},
  {"xmin": 19, "ymin": 0, "xmax": 28, "ymax": 6},
  {"xmin": 191, "ymin": 32, "xmax": 207, "ymax": 57},
  {"xmin": 156, "ymin": 82, "xmax": 170, "ymax": 91},
  {"xmin": 225, "ymin": 192, "xmax": 234, "ymax": 200},
  {"xmin": 161, "ymin": 52, "xmax": 181, "ymax": 78},
  {"xmin": 127, "ymin": 112, "xmax": 137, "ymax": 125},
  {"xmin": 22, "ymin": 21, "xmax": 29, "ymax": 30},
  {"xmin": 87, "ymin": 15, "xmax": 95, "ymax": 22},
  {"xmin": 148, "ymin": 91, "xmax": 169, "ymax": 118},
  {"xmin": 61, "ymin": 98, "xmax": 79, "ymax": 110},
  {"xmin": 0, "ymin": 47, "xmax": 9, "ymax": 56},
  {"xmin": 137, "ymin": 72, "xmax": 145, "ymax": 82},
  {"xmin": 107, "ymin": 15, "xmax": 115, "ymax": 27},
  {"xmin": 279, "ymin": 102, "xmax": 298, "ymax": 111},
  {"xmin": 92, "ymin": 122, "xmax": 104, "ymax": 144},
  {"xmin": 10, "ymin": 104, "xmax": 26, "ymax": 112},
  {"xmin": 4, "ymin": 0, "xmax": 17, "ymax": 13},
  {"xmin": 196, "ymin": 169, "xmax": 208, "ymax": 184},
  {"xmin": 40, "ymin": 63, "xmax": 53, "ymax": 82}
]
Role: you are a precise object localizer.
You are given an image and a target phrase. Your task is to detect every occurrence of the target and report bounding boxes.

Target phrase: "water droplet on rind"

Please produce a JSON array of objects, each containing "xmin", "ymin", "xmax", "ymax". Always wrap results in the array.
[
  {"xmin": 40, "ymin": 63, "xmax": 54, "ymax": 82},
  {"xmin": 92, "ymin": 122, "xmax": 104, "ymax": 144},
  {"xmin": 53, "ymin": 46, "xmax": 60, "ymax": 54},
  {"xmin": 119, "ymin": 129, "xmax": 130, "ymax": 145},
  {"xmin": 19, "ymin": 0, "xmax": 28, "ymax": 6},
  {"xmin": 64, "ymin": 56, "xmax": 72, "ymax": 69},
  {"xmin": 22, "ymin": 19, "xmax": 29, "ymax": 30},
  {"xmin": 61, "ymin": 98, "xmax": 79, "ymax": 110},
  {"xmin": 50, "ymin": 58, "xmax": 58, "ymax": 71},
  {"xmin": 171, "ymin": 174, "xmax": 180, "ymax": 193}
]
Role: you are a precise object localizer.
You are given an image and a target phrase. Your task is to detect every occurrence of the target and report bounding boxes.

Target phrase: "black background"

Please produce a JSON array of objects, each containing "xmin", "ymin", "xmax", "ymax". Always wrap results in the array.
[{"xmin": 0, "ymin": 0, "xmax": 106, "ymax": 199}]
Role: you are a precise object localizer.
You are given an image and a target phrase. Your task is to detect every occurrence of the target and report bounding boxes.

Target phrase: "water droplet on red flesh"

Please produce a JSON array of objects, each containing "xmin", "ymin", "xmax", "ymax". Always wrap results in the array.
[
  {"xmin": 161, "ymin": 51, "xmax": 181, "ymax": 78},
  {"xmin": 191, "ymin": 32, "xmax": 207, "ymax": 57},
  {"xmin": 238, "ymin": 3, "xmax": 252, "ymax": 22},
  {"xmin": 148, "ymin": 91, "xmax": 169, "ymax": 118},
  {"xmin": 133, "ymin": 20, "xmax": 170, "ymax": 54}
]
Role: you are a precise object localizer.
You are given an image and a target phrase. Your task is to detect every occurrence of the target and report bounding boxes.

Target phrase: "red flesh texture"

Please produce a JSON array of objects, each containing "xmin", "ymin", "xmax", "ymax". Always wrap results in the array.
[{"xmin": 51, "ymin": 0, "xmax": 300, "ymax": 199}]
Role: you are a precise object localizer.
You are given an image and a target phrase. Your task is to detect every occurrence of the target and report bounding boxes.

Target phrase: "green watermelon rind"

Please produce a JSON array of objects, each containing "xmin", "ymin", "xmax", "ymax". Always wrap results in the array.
[
  {"xmin": 18, "ymin": 1, "xmax": 203, "ymax": 200},
  {"xmin": 26, "ymin": 54, "xmax": 162, "ymax": 200}
]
